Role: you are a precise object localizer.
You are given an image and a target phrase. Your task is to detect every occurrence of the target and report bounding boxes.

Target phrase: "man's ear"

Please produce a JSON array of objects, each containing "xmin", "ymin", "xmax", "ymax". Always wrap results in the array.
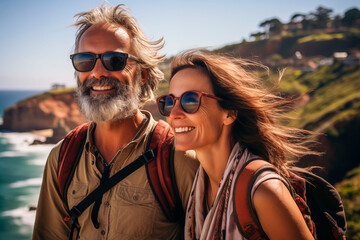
[{"xmin": 140, "ymin": 68, "xmax": 149, "ymax": 86}]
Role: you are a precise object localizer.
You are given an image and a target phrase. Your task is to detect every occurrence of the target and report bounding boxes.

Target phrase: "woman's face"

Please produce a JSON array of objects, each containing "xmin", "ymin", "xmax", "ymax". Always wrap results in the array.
[{"xmin": 167, "ymin": 68, "xmax": 228, "ymax": 152}]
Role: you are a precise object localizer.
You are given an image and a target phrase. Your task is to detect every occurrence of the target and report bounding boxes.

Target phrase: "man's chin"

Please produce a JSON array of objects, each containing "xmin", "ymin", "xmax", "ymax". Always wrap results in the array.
[
  {"xmin": 79, "ymin": 97, "xmax": 139, "ymax": 123},
  {"xmin": 92, "ymin": 110, "xmax": 138, "ymax": 123}
]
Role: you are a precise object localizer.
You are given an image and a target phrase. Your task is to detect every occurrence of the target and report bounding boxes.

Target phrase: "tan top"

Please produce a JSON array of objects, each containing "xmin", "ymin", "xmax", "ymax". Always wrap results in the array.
[{"xmin": 33, "ymin": 111, "xmax": 199, "ymax": 240}]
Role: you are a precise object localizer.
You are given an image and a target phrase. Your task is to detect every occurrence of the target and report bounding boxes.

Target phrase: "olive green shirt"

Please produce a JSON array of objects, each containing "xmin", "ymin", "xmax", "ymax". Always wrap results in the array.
[{"xmin": 33, "ymin": 112, "xmax": 199, "ymax": 240}]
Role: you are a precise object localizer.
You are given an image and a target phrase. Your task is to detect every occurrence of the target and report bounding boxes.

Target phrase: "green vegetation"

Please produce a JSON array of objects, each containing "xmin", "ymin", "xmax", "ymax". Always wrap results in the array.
[
  {"xmin": 280, "ymin": 63, "xmax": 360, "ymax": 132},
  {"xmin": 156, "ymin": 80, "xmax": 170, "ymax": 97},
  {"xmin": 336, "ymin": 166, "xmax": 360, "ymax": 240},
  {"xmin": 17, "ymin": 88, "xmax": 76, "ymax": 104},
  {"xmin": 297, "ymin": 33, "xmax": 345, "ymax": 44}
]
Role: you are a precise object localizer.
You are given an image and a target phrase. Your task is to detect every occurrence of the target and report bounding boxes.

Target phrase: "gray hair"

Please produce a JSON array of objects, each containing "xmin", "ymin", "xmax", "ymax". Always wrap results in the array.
[{"xmin": 73, "ymin": 4, "xmax": 165, "ymax": 105}]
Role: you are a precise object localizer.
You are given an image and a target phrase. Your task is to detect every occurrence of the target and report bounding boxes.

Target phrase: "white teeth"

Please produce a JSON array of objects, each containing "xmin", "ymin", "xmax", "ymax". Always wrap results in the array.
[
  {"xmin": 92, "ymin": 85, "xmax": 112, "ymax": 91},
  {"xmin": 174, "ymin": 127, "xmax": 195, "ymax": 133}
]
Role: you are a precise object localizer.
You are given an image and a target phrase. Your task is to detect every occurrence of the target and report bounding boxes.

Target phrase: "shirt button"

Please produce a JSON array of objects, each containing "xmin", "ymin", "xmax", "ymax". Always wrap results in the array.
[
  {"xmin": 72, "ymin": 190, "xmax": 76, "ymax": 194},
  {"xmin": 104, "ymin": 201, "xmax": 110, "ymax": 207},
  {"xmin": 91, "ymin": 160, "xmax": 95, "ymax": 165},
  {"xmin": 133, "ymin": 195, "xmax": 138, "ymax": 201},
  {"xmin": 101, "ymin": 230, "xmax": 105, "ymax": 235}
]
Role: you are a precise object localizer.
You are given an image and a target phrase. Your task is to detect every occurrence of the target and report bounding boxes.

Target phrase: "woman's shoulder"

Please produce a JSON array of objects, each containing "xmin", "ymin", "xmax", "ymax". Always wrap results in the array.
[{"xmin": 252, "ymin": 174, "xmax": 314, "ymax": 239}]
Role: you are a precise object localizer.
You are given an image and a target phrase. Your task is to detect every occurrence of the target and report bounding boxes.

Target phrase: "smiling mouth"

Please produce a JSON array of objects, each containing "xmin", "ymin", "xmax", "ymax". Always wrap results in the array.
[
  {"xmin": 174, "ymin": 127, "xmax": 195, "ymax": 133},
  {"xmin": 91, "ymin": 85, "xmax": 114, "ymax": 92}
]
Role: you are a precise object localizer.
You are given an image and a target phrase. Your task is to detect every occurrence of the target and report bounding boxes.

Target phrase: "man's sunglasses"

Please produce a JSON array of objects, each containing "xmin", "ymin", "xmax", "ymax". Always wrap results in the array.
[
  {"xmin": 157, "ymin": 91, "xmax": 223, "ymax": 117},
  {"xmin": 70, "ymin": 51, "xmax": 143, "ymax": 72}
]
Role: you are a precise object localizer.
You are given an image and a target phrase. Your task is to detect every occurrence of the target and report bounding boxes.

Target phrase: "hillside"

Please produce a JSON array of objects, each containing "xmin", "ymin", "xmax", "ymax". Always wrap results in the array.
[
  {"xmin": 281, "ymin": 62, "xmax": 360, "ymax": 182},
  {"xmin": 214, "ymin": 29, "xmax": 360, "ymax": 63},
  {"xmin": 336, "ymin": 166, "xmax": 360, "ymax": 239}
]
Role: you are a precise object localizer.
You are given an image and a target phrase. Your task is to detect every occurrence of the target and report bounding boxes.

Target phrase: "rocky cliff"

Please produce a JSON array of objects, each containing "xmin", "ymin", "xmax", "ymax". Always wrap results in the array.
[{"xmin": 2, "ymin": 89, "xmax": 87, "ymax": 142}]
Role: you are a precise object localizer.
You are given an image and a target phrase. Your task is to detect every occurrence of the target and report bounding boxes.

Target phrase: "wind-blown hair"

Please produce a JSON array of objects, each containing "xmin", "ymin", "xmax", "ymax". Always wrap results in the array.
[
  {"xmin": 170, "ymin": 50, "xmax": 319, "ymax": 171},
  {"xmin": 72, "ymin": 4, "xmax": 165, "ymax": 105}
]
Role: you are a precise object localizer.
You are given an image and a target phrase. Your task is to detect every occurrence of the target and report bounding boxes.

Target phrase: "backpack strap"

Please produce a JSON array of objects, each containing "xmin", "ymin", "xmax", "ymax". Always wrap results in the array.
[
  {"xmin": 58, "ymin": 119, "xmax": 182, "ymax": 224},
  {"xmin": 67, "ymin": 149, "xmax": 155, "ymax": 222},
  {"xmin": 146, "ymin": 119, "xmax": 183, "ymax": 222},
  {"xmin": 233, "ymin": 159, "xmax": 279, "ymax": 240},
  {"xmin": 58, "ymin": 122, "xmax": 90, "ymax": 202}
]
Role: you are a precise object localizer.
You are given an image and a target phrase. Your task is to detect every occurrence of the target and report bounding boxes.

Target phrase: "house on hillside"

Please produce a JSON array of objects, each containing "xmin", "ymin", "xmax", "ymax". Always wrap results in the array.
[
  {"xmin": 283, "ymin": 21, "xmax": 303, "ymax": 33},
  {"xmin": 51, "ymin": 83, "xmax": 66, "ymax": 90}
]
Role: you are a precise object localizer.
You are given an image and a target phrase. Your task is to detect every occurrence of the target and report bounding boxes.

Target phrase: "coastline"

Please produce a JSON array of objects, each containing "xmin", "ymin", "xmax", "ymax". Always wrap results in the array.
[{"xmin": 30, "ymin": 129, "xmax": 53, "ymax": 138}]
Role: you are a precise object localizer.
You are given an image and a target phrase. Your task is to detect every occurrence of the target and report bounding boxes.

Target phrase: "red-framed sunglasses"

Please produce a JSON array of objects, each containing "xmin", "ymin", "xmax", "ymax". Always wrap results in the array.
[{"xmin": 157, "ymin": 90, "xmax": 223, "ymax": 117}]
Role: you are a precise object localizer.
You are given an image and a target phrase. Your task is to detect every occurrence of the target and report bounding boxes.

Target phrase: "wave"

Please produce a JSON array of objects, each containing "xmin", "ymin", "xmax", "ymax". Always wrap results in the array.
[
  {"xmin": 0, "ymin": 131, "xmax": 46, "ymax": 146},
  {"xmin": 2, "ymin": 206, "xmax": 36, "ymax": 228},
  {"xmin": 0, "ymin": 131, "xmax": 54, "ymax": 166},
  {"xmin": 0, "ymin": 151, "xmax": 27, "ymax": 157},
  {"xmin": 10, "ymin": 178, "xmax": 42, "ymax": 188},
  {"xmin": 28, "ymin": 158, "xmax": 47, "ymax": 166}
]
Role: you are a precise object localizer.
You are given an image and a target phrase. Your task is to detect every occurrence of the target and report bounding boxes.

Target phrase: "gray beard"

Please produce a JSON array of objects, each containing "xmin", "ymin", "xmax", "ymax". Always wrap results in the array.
[{"xmin": 77, "ymin": 76, "xmax": 142, "ymax": 123}]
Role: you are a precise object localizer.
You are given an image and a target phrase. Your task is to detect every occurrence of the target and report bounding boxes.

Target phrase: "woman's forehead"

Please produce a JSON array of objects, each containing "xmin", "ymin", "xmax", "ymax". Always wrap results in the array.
[{"xmin": 169, "ymin": 68, "xmax": 214, "ymax": 94}]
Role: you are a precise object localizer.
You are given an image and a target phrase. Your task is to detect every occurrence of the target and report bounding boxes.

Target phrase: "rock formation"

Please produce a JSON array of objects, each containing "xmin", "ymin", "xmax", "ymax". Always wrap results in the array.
[{"xmin": 2, "ymin": 90, "xmax": 87, "ymax": 142}]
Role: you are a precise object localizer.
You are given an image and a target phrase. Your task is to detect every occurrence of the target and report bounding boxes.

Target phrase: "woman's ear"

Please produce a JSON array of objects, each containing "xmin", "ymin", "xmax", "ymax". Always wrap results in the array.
[
  {"xmin": 224, "ymin": 111, "xmax": 236, "ymax": 125},
  {"xmin": 140, "ymin": 68, "xmax": 149, "ymax": 86}
]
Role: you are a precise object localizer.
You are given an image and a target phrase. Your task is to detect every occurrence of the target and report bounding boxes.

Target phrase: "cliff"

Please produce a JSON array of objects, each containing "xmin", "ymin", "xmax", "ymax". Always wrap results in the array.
[{"xmin": 2, "ymin": 88, "xmax": 86, "ymax": 142}]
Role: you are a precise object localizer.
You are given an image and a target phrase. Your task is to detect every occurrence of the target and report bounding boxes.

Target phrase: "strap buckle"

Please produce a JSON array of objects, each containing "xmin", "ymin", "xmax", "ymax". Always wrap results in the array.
[
  {"xmin": 142, "ymin": 150, "xmax": 155, "ymax": 163},
  {"xmin": 70, "ymin": 206, "xmax": 82, "ymax": 221}
]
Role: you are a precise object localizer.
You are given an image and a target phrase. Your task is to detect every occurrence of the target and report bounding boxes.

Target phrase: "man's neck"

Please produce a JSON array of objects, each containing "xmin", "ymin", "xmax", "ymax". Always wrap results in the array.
[{"xmin": 93, "ymin": 110, "xmax": 144, "ymax": 163}]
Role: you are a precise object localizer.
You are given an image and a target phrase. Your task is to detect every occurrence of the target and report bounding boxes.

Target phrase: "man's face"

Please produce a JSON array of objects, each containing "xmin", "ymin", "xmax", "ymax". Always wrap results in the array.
[{"xmin": 76, "ymin": 23, "xmax": 142, "ymax": 122}]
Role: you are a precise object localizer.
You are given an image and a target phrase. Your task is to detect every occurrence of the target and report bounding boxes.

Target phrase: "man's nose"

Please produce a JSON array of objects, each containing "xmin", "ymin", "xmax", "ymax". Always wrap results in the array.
[{"xmin": 90, "ymin": 59, "xmax": 110, "ymax": 79}]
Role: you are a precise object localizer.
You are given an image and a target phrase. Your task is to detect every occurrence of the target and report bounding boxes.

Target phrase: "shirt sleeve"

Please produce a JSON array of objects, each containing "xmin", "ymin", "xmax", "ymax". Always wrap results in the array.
[
  {"xmin": 32, "ymin": 140, "xmax": 72, "ymax": 240},
  {"xmin": 173, "ymin": 150, "xmax": 199, "ymax": 211}
]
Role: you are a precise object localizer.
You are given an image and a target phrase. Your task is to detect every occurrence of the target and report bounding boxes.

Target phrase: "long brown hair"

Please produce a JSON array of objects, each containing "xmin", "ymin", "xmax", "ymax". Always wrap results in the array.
[{"xmin": 170, "ymin": 50, "xmax": 319, "ymax": 171}]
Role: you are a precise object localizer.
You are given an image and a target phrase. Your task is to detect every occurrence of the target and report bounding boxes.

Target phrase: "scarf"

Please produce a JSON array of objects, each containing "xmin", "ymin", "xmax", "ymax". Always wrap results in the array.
[{"xmin": 185, "ymin": 143, "xmax": 252, "ymax": 240}]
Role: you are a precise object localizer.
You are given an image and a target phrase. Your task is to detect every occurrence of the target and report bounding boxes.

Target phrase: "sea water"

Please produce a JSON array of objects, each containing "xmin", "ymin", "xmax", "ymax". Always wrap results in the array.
[{"xmin": 0, "ymin": 90, "xmax": 54, "ymax": 240}]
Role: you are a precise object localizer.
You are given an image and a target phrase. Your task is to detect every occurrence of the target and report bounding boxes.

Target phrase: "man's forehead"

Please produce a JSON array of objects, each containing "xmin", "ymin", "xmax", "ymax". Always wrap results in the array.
[{"xmin": 80, "ymin": 23, "xmax": 132, "ymax": 45}]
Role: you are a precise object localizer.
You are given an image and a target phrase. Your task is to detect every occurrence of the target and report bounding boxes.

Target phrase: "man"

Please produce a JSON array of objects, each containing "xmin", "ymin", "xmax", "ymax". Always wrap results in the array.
[{"xmin": 33, "ymin": 4, "xmax": 198, "ymax": 240}]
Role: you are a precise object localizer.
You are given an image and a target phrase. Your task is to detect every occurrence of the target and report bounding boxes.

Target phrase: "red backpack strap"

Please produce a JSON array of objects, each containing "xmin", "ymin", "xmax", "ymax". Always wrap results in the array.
[
  {"xmin": 58, "ymin": 122, "xmax": 90, "ymax": 200},
  {"xmin": 146, "ymin": 120, "xmax": 182, "ymax": 222},
  {"xmin": 233, "ymin": 159, "xmax": 276, "ymax": 240}
]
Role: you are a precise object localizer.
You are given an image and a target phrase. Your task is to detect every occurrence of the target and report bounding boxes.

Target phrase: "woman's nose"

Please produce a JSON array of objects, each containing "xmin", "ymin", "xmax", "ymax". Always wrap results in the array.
[{"xmin": 168, "ymin": 100, "xmax": 185, "ymax": 119}]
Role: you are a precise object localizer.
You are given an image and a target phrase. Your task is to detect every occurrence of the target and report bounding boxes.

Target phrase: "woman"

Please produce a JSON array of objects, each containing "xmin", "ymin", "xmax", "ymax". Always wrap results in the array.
[{"xmin": 157, "ymin": 50, "xmax": 317, "ymax": 240}]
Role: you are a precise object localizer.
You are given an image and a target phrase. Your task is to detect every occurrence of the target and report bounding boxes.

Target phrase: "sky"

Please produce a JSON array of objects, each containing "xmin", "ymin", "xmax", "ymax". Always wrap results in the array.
[{"xmin": 0, "ymin": 0, "xmax": 359, "ymax": 90}]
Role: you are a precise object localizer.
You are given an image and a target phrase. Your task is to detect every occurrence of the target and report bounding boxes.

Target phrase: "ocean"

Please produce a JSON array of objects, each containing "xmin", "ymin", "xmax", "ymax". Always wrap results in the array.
[{"xmin": 0, "ymin": 90, "xmax": 54, "ymax": 240}]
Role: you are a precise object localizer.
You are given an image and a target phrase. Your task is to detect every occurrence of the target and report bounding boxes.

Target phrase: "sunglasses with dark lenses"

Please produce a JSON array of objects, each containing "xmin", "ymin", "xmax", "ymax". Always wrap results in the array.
[
  {"xmin": 70, "ymin": 51, "xmax": 143, "ymax": 72},
  {"xmin": 157, "ymin": 91, "xmax": 223, "ymax": 117}
]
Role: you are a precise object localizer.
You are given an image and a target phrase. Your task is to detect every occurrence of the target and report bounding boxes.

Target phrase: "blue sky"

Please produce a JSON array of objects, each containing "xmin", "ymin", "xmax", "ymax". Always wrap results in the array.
[{"xmin": 0, "ymin": 0, "xmax": 359, "ymax": 90}]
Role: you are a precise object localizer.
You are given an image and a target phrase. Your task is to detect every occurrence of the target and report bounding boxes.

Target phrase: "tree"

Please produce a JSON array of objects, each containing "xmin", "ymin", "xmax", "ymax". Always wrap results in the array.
[
  {"xmin": 333, "ymin": 15, "xmax": 342, "ymax": 28},
  {"xmin": 312, "ymin": 6, "xmax": 333, "ymax": 28},
  {"xmin": 342, "ymin": 8, "xmax": 360, "ymax": 27},
  {"xmin": 259, "ymin": 18, "xmax": 283, "ymax": 35},
  {"xmin": 290, "ymin": 13, "xmax": 306, "ymax": 22},
  {"xmin": 250, "ymin": 32, "xmax": 266, "ymax": 41}
]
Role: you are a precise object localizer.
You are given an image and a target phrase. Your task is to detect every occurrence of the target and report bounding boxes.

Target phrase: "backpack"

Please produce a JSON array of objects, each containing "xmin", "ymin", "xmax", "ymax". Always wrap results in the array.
[
  {"xmin": 234, "ymin": 159, "xmax": 347, "ymax": 240},
  {"xmin": 57, "ymin": 120, "xmax": 183, "ymax": 225}
]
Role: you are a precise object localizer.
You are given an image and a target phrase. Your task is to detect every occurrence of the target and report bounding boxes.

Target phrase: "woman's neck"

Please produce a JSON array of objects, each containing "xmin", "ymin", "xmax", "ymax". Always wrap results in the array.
[{"xmin": 195, "ymin": 129, "xmax": 234, "ymax": 206}]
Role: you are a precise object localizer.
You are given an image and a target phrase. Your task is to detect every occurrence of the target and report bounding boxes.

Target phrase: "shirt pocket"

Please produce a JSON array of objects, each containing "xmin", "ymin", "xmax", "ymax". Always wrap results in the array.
[
  {"xmin": 111, "ymin": 185, "xmax": 158, "ymax": 238},
  {"xmin": 67, "ymin": 181, "xmax": 89, "ymax": 209}
]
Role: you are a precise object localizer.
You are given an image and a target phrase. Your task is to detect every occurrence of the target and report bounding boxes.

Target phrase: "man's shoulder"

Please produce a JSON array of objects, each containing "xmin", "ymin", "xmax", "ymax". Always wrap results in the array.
[
  {"xmin": 49, "ymin": 139, "xmax": 64, "ymax": 160},
  {"xmin": 173, "ymin": 150, "xmax": 199, "ymax": 171}
]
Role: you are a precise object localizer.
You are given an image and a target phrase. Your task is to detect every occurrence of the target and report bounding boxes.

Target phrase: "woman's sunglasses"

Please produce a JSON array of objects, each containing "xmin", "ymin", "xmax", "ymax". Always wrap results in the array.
[
  {"xmin": 70, "ymin": 51, "xmax": 143, "ymax": 72},
  {"xmin": 157, "ymin": 91, "xmax": 223, "ymax": 117}
]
